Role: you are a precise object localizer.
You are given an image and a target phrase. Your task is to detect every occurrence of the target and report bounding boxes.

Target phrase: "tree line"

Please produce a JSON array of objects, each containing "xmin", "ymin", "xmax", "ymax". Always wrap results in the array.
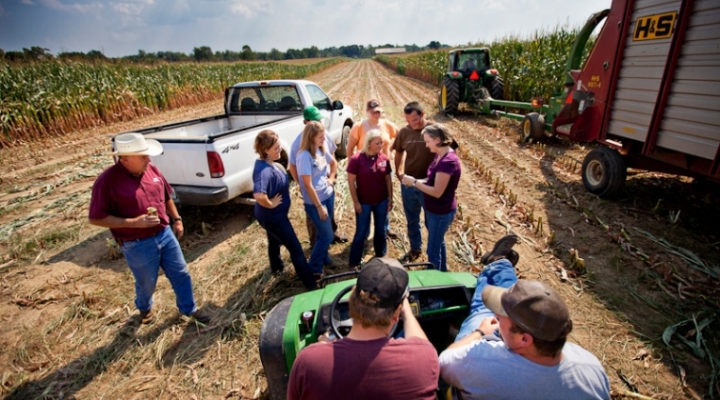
[{"xmin": 1, "ymin": 42, "xmax": 445, "ymax": 64}]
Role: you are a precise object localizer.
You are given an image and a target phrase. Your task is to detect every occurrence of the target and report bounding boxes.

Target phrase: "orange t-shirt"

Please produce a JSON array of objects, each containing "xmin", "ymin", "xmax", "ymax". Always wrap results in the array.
[{"xmin": 349, "ymin": 119, "xmax": 399, "ymax": 155}]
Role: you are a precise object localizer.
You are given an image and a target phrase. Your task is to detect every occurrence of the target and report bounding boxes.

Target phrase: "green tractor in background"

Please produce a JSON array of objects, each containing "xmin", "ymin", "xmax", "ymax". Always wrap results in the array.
[{"xmin": 438, "ymin": 48, "xmax": 504, "ymax": 114}]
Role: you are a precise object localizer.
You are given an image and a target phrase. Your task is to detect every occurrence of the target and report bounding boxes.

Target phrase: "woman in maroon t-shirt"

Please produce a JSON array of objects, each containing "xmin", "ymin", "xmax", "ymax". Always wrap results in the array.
[
  {"xmin": 347, "ymin": 129, "xmax": 393, "ymax": 268},
  {"xmin": 401, "ymin": 124, "xmax": 461, "ymax": 271}
]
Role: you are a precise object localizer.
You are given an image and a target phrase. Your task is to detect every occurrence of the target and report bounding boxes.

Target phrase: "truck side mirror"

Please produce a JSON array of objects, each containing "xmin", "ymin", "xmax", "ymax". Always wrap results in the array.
[{"xmin": 332, "ymin": 100, "xmax": 344, "ymax": 110}]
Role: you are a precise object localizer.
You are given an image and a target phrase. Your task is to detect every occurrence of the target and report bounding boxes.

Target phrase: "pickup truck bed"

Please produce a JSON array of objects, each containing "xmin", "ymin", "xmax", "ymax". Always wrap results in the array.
[{"xmin": 113, "ymin": 80, "xmax": 354, "ymax": 206}]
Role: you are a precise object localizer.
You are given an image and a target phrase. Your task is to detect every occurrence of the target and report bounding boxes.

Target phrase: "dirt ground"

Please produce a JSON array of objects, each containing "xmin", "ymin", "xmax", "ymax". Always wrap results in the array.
[{"xmin": 0, "ymin": 60, "xmax": 718, "ymax": 399}]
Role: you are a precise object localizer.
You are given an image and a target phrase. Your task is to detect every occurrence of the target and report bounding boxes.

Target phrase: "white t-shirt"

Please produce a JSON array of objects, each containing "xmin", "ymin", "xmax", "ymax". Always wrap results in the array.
[{"xmin": 439, "ymin": 341, "xmax": 610, "ymax": 400}]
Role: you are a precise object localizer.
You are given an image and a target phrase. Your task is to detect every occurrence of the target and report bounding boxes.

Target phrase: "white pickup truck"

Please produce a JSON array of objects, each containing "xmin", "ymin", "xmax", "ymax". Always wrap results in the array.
[{"xmin": 114, "ymin": 80, "xmax": 354, "ymax": 206}]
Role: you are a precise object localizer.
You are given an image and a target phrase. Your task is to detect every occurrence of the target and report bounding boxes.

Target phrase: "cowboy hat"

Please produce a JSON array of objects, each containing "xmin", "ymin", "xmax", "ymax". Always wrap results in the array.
[{"xmin": 113, "ymin": 133, "xmax": 163, "ymax": 156}]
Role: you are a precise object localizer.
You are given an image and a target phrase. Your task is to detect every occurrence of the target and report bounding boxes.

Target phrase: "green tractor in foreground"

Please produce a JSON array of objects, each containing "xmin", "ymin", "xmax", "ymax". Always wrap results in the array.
[{"xmin": 439, "ymin": 48, "xmax": 505, "ymax": 114}]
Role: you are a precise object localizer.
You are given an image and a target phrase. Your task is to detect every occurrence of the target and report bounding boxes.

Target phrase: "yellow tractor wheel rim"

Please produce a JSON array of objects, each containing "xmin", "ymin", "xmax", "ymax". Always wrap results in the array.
[{"xmin": 441, "ymin": 86, "xmax": 447, "ymax": 108}]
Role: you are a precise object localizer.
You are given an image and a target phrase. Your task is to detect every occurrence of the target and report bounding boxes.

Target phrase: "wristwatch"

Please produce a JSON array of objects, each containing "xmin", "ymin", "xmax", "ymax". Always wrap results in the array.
[
  {"xmin": 173, "ymin": 216, "xmax": 183, "ymax": 223},
  {"xmin": 412, "ymin": 179, "xmax": 417, "ymax": 187}
]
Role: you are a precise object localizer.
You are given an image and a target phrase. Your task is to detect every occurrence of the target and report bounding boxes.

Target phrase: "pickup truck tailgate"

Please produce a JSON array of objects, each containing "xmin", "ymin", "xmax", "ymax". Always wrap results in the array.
[{"xmin": 149, "ymin": 141, "xmax": 212, "ymax": 187}]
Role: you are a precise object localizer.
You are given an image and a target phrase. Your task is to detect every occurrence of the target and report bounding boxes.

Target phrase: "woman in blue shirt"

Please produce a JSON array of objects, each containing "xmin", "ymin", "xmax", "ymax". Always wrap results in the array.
[
  {"xmin": 253, "ymin": 129, "xmax": 316, "ymax": 290},
  {"xmin": 296, "ymin": 121, "xmax": 338, "ymax": 278}
]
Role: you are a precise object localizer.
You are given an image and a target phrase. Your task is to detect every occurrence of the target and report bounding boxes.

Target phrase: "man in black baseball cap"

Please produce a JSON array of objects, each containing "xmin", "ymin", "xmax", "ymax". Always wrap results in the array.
[
  {"xmin": 438, "ymin": 235, "xmax": 610, "ymax": 399},
  {"xmin": 287, "ymin": 258, "xmax": 438, "ymax": 400}
]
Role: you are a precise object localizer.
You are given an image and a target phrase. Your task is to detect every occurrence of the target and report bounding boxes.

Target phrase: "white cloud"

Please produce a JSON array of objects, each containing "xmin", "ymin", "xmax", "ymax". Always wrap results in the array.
[
  {"xmin": 230, "ymin": 0, "xmax": 270, "ymax": 18},
  {"xmin": 21, "ymin": 0, "xmax": 35, "ymax": 4},
  {"xmin": 39, "ymin": 0, "xmax": 104, "ymax": 13}
]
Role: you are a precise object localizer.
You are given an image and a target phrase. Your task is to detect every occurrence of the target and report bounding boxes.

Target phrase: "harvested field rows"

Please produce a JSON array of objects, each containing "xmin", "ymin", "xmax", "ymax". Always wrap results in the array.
[{"xmin": 0, "ymin": 60, "xmax": 717, "ymax": 399}]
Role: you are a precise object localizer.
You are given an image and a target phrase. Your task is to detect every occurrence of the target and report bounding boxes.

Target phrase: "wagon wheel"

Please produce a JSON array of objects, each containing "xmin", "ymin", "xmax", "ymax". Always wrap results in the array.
[
  {"xmin": 582, "ymin": 147, "xmax": 626, "ymax": 197},
  {"xmin": 521, "ymin": 112, "xmax": 545, "ymax": 142}
]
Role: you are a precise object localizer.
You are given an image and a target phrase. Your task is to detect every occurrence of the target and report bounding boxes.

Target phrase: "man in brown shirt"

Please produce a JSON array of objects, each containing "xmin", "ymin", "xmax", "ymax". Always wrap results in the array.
[{"xmin": 392, "ymin": 102, "xmax": 434, "ymax": 262}]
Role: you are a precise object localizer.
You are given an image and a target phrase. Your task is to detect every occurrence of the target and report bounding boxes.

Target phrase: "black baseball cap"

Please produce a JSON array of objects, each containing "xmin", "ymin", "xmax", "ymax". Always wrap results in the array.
[{"xmin": 355, "ymin": 257, "xmax": 409, "ymax": 308}]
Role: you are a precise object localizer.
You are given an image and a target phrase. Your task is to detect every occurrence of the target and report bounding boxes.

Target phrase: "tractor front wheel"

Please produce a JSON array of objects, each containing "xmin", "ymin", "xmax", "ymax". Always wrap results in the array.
[
  {"xmin": 522, "ymin": 113, "xmax": 545, "ymax": 142},
  {"xmin": 581, "ymin": 147, "xmax": 626, "ymax": 197},
  {"xmin": 440, "ymin": 77, "xmax": 460, "ymax": 114},
  {"xmin": 488, "ymin": 75, "xmax": 504, "ymax": 100}
]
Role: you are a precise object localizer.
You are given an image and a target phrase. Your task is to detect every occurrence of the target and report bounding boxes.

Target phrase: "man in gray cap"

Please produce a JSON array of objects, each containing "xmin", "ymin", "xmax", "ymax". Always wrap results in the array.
[
  {"xmin": 288, "ymin": 106, "xmax": 348, "ymax": 253},
  {"xmin": 439, "ymin": 235, "xmax": 610, "ymax": 399},
  {"xmin": 287, "ymin": 257, "xmax": 438, "ymax": 400},
  {"xmin": 89, "ymin": 133, "xmax": 210, "ymax": 325}
]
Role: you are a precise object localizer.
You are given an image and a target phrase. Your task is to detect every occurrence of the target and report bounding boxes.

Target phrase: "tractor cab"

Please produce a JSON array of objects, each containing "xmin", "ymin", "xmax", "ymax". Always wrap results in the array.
[
  {"xmin": 450, "ymin": 49, "xmax": 490, "ymax": 77},
  {"xmin": 439, "ymin": 48, "xmax": 504, "ymax": 114}
]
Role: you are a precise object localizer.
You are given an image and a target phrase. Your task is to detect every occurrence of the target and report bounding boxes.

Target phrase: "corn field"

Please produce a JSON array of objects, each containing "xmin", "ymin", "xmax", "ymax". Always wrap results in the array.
[
  {"xmin": 376, "ymin": 25, "xmax": 595, "ymax": 104},
  {"xmin": 0, "ymin": 59, "xmax": 343, "ymax": 148}
]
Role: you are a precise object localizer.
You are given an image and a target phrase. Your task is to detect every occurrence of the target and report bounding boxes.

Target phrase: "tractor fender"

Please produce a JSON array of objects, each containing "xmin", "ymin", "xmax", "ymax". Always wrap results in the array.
[{"xmin": 444, "ymin": 72, "xmax": 465, "ymax": 81}]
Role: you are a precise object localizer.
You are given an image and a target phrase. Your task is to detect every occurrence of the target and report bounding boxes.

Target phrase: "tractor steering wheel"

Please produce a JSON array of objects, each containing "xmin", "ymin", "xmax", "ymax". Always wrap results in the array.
[{"xmin": 329, "ymin": 285, "xmax": 400, "ymax": 339}]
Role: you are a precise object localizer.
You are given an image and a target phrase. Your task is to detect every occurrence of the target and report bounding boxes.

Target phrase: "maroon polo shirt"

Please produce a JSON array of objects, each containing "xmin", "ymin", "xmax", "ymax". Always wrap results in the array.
[
  {"xmin": 346, "ymin": 152, "xmax": 392, "ymax": 204},
  {"xmin": 89, "ymin": 161, "xmax": 172, "ymax": 241}
]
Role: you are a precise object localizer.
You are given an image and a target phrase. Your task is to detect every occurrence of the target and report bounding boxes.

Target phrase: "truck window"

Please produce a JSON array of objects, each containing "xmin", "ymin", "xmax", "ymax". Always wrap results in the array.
[
  {"xmin": 229, "ymin": 85, "xmax": 303, "ymax": 112},
  {"xmin": 306, "ymin": 84, "xmax": 331, "ymax": 110}
]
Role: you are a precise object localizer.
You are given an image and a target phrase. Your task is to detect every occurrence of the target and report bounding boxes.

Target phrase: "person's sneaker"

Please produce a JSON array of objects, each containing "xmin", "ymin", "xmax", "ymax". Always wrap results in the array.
[
  {"xmin": 400, "ymin": 249, "xmax": 423, "ymax": 263},
  {"xmin": 386, "ymin": 229, "xmax": 399, "ymax": 239},
  {"xmin": 139, "ymin": 309, "xmax": 155, "ymax": 324},
  {"xmin": 332, "ymin": 234, "xmax": 349, "ymax": 244},
  {"xmin": 480, "ymin": 235, "xmax": 519, "ymax": 265},
  {"xmin": 190, "ymin": 309, "xmax": 212, "ymax": 325}
]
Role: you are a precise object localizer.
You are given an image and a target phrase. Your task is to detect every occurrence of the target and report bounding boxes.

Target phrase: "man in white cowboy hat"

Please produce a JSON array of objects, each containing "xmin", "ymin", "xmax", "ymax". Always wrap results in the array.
[{"xmin": 88, "ymin": 133, "xmax": 210, "ymax": 325}]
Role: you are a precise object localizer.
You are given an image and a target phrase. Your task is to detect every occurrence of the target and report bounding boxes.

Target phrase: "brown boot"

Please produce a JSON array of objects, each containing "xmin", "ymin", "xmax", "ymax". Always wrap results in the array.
[
  {"xmin": 480, "ymin": 235, "xmax": 519, "ymax": 265},
  {"xmin": 400, "ymin": 249, "xmax": 423, "ymax": 263},
  {"xmin": 139, "ymin": 309, "xmax": 155, "ymax": 324}
]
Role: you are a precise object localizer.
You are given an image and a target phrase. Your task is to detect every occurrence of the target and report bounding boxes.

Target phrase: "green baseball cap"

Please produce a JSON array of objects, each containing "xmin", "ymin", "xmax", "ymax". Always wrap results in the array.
[{"xmin": 303, "ymin": 106, "xmax": 323, "ymax": 122}]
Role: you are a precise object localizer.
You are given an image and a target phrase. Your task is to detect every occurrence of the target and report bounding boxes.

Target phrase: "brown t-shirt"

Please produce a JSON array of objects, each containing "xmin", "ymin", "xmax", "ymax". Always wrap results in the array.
[
  {"xmin": 287, "ymin": 336, "xmax": 439, "ymax": 400},
  {"xmin": 392, "ymin": 122, "xmax": 435, "ymax": 179}
]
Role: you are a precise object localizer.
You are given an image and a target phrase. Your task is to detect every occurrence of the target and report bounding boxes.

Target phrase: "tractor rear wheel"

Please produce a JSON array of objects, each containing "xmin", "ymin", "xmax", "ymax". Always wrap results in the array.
[
  {"xmin": 581, "ymin": 147, "xmax": 626, "ymax": 197},
  {"xmin": 522, "ymin": 113, "xmax": 545, "ymax": 142},
  {"xmin": 488, "ymin": 75, "xmax": 504, "ymax": 100},
  {"xmin": 440, "ymin": 77, "xmax": 460, "ymax": 114}
]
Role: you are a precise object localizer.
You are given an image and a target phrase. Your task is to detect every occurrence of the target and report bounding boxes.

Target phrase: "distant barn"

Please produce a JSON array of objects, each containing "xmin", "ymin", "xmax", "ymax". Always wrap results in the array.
[{"xmin": 375, "ymin": 47, "xmax": 407, "ymax": 54}]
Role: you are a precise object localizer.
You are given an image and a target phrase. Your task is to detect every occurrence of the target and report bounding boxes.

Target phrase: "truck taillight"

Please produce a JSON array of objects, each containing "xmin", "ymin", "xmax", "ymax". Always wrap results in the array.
[{"xmin": 207, "ymin": 151, "xmax": 225, "ymax": 178}]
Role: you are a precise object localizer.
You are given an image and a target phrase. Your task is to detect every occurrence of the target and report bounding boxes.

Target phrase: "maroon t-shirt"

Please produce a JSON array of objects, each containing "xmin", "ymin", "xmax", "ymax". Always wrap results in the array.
[
  {"xmin": 88, "ymin": 162, "xmax": 172, "ymax": 241},
  {"xmin": 346, "ymin": 152, "xmax": 392, "ymax": 205},
  {"xmin": 287, "ymin": 336, "xmax": 439, "ymax": 400},
  {"xmin": 424, "ymin": 151, "xmax": 461, "ymax": 214}
]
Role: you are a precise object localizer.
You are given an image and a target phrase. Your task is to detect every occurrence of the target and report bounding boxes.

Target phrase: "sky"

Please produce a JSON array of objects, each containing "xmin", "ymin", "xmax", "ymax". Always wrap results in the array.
[{"xmin": 0, "ymin": 0, "xmax": 612, "ymax": 58}]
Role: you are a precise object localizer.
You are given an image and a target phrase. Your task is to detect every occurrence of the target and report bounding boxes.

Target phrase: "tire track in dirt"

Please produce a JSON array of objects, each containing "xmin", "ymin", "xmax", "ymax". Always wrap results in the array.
[
  {"xmin": 1, "ymin": 60, "xmax": 711, "ymax": 399},
  {"xmin": 335, "ymin": 60, "xmax": 713, "ymax": 397}
]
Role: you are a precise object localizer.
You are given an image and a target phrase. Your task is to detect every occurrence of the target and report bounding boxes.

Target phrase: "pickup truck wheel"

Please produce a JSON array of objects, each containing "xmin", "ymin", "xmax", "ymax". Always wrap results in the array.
[
  {"xmin": 334, "ymin": 125, "xmax": 350, "ymax": 160},
  {"xmin": 582, "ymin": 147, "xmax": 626, "ymax": 197},
  {"xmin": 521, "ymin": 113, "xmax": 545, "ymax": 142}
]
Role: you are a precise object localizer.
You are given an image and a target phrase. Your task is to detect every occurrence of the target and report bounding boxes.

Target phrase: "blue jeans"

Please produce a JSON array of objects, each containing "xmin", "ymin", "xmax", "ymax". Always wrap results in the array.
[
  {"xmin": 425, "ymin": 209, "xmax": 456, "ymax": 271},
  {"xmin": 349, "ymin": 199, "xmax": 389, "ymax": 267},
  {"xmin": 258, "ymin": 213, "xmax": 317, "ymax": 289},
  {"xmin": 456, "ymin": 258, "xmax": 518, "ymax": 340},
  {"xmin": 120, "ymin": 226, "xmax": 197, "ymax": 315},
  {"xmin": 401, "ymin": 185, "xmax": 425, "ymax": 251},
  {"xmin": 304, "ymin": 193, "xmax": 335, "ymax": 274}
]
